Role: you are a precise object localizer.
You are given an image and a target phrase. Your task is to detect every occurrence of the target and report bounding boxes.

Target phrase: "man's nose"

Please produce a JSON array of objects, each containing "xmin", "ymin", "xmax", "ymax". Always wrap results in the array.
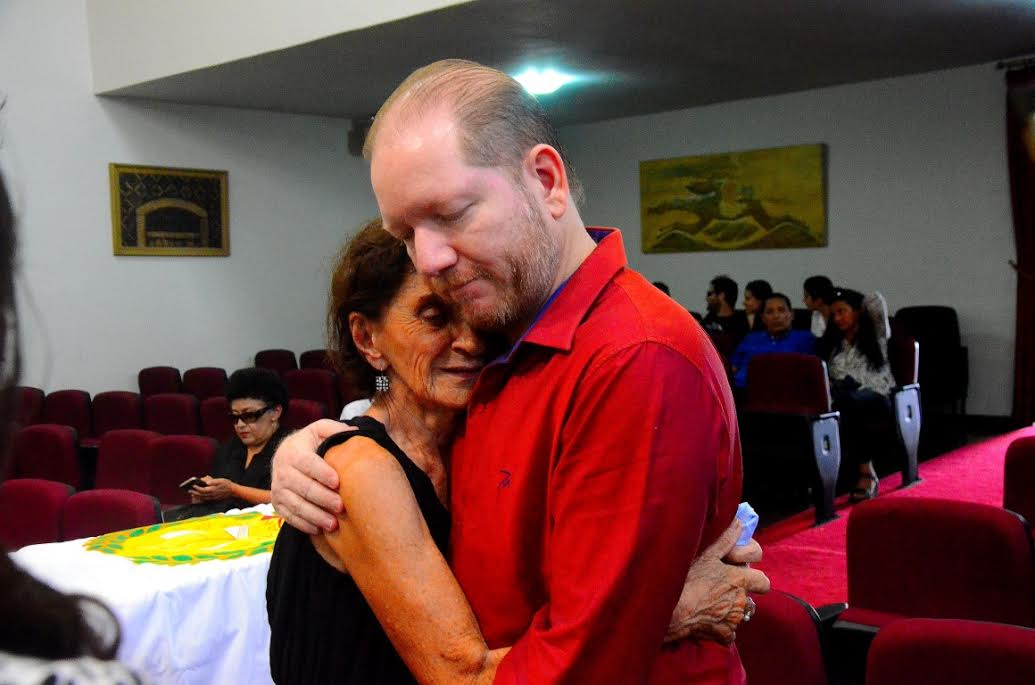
[{"xmin": 412, "ymin": 227, "xmax": 458, "ymax": 276}]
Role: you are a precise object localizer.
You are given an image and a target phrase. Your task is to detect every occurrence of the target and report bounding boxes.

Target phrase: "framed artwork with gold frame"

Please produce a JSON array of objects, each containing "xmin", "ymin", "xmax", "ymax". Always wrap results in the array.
[{"xmin": 109, "ymin": 163, "xmax": 229, "ymax": 256}]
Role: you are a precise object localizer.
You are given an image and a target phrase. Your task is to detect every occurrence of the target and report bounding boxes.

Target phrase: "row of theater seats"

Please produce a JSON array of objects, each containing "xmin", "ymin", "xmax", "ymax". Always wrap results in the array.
[
  {"xmin": 16, "ymin": 389, "xmax": 334, "ymax": 445},
  {"xmin": 741, "ymin": 437, "xmax": 1035, "ymax": 685},
  {"xmin": 7, "ymin": 396, "xmax": 327, "ymax": 491},
  {"xmin": 0, "ymin": 479, "xmax": 161, "ymax": 550},
  {"xmin": 737, "ymin": 341, "xmax": 921, "ymax": 525},
  {"xmin": 739, "ymin": 591, "xmax": 1035, "ymax": 685},
  {"xmin": 5, "ymin": 428, "xmax": 218, "ymax": 499}
]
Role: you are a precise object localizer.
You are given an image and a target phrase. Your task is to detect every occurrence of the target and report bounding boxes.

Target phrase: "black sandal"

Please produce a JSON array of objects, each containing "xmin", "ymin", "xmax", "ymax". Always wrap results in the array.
[{"xmin": 849, "ymin": 473, "xmax": 879, "ymax": 503}]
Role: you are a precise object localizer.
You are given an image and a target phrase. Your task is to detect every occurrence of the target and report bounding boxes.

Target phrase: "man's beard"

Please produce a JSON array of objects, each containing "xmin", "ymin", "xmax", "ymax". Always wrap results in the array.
[{"xmin": 432, "ymin": 187, "xmax": 560, "ymax": 335}]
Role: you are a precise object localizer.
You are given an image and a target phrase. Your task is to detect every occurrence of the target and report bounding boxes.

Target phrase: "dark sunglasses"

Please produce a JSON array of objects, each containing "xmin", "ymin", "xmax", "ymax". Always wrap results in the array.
[{"xmin": 227, "ymin": 406, "xmax": 272, "ymax": 425}]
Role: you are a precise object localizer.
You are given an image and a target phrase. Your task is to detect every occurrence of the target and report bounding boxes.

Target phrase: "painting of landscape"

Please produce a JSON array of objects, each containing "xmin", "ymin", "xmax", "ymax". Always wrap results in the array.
[{"xmin": 640, "ymin": 143, "xmax": 827, "ymax": 253}]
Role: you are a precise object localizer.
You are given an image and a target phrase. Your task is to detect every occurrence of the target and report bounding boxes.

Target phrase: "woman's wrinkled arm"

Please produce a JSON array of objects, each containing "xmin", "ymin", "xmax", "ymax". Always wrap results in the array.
[{"xmin": 319, "ymin": 437, "xmax": 508, "ymax": 684}]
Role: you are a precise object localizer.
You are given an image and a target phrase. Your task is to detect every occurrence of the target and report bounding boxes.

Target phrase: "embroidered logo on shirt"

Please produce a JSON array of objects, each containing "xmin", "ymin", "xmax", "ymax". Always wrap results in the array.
[{"xmin": 498, "ymin": 469, "xmax": 512, "ymax": 489}]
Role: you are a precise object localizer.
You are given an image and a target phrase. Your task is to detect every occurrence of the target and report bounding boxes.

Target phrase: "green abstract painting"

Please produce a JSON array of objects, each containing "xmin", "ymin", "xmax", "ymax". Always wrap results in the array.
[{"xmin": 640, "ymin": 143, "xmax": 827, "ymax": 253}]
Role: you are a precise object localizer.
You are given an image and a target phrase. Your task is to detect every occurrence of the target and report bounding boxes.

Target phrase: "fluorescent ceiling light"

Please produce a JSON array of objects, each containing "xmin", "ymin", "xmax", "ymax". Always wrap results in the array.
[{"xmin": 513, "ymin": 67, "xmax": 578, "ymax": 95}]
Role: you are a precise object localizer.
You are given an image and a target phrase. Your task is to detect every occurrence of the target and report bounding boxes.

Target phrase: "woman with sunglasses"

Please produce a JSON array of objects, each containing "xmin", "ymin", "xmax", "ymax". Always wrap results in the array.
[{"xmin": 164, "ymin": 367, "xmax": 290, "ymax": 522}]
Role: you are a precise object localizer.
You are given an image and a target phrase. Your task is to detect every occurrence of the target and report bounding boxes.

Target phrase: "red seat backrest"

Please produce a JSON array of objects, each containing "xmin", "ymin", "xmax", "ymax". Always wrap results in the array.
[
  {"xmin": 15, "ymin": 386, "xmax": 44, "ymax": 427},
  {"xmin": 138, "ymin": 366, "xmax": 182, "ymax": 397},
  {"xmin": 744, "ymin": 352, "xmax": 831, "ymax": 415},
  {"xmin": 1005, "ymin": 436, "xmax": 1035, "ymax": 528},
  {"xmin": 866, "ymin": 618, "xmax": 1035, "ymax": 685},
  {"xmin": 62, "ymin": 489, "xmax": 161, "ymax": 540},
  {"xmin": 299, "ymin": 349, "xmax": 332, "ymax": 371},
  {"xmin": 737, "ymin": 591, "xmax": 828, "ymax": 685},
  {"xmin": 92, "ymin": 391, "xmax": 143, "ymax": 436},
  {"xmin": 283, "ymin": 398, "xmax": 330, "ymax": 432},
  {"xmin": 888, "ymin": 336, "xmax": 919, "ymax": 386},
  {"xmin": 42, "ymin": 389, "xmax": 93, "ymax": 438},
  {"xmin": 255, "ymin": 349, "xmax": 298, "ymax": 376},
  {"xmin": 11, "ymin": 424, "xmax": 80, "ymax": 489},
  {"xmin": 144, "ymin": 393, "xmax": 200, "ymax": 435},
  {"xmin": 200, "ymin": 396, "xmax": 234, "ymax": 443},
  {"xmin": 0, "ymin": 478, "xmax": 74, "ymax": 549},
  {"xmin": 847, "ymin": 498, "xmax": 1035, "ymax": 627},
  {"xmin": 182, "ymin": 367, "xmax": 228, "ymax": 400},
  {"xmin": 148, "ymin": 435, "xmax": 217, "ymax": 505},
  {"xmin": 284, "ymin": 369, "xmax": 341, "ymax": 418},
  {"xmin": 94, "ymin": 429, "xmax": 160, "ymax": 492}
]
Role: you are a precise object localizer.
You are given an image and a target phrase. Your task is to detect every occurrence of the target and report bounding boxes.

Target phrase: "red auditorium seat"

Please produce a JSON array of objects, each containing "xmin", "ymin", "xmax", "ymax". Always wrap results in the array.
[
  {"xmin": 283, "ymin": 398, "xmax": 330, "ymax": 432},
  {"xmin": 739, "ymin": 352, "xmax": 842, "ymax": 524},
  {"xmin": 840, "ymin": 498, "xmax": 1034, "ymax": 629},
  {"xmin": 299, "ymin": 349, "xmax": 333, "ymax": 371},
  {"xmin": 0, "ymin": 478, "xmax": 74, "ymax": 549},
  {"xmin": 138, "ymin": 366, "xmax": 183, "ymax": 397},
  {"xmin": 10, "ymin": 424, "xmax": 80, "ymax": 489},
  {"xmin": 143, "ymin": 393, "xmax": 200, "ymax": 435},
  {"xmin": 182, "ymin": 367, "xmax": 228, "ymax": 400},
  {"xmin": 737, "ymin": 590, "xmax": 830, "ymax": 685},
  {"xmin": 94, "ymin": 429, "xmax": 160, "ymax": 492},
  {"xmin": 337, "ymin": 373, "xmax": 366, "ymax": 408},
  {"xmin": 829, "ymin": 498, "xmax": 1035, "ymax": 682},
  {"xmin": 1005, "ymin": 436, "xmax": 1035, "ymax": 526},
  {"xmin": 15, "ymin": 386, "xmax": 44, "ymax": 426},
  {"xmin": 284, "ymin": 369, "xmax": 341, "ymax": 417},
  {"xmin": 62, "ymin": 489, "xmax": 162, "ymax": 540},
  {"xmin": 255, "ymin": 349, "xmax": 298, "ymax": 376},
  {"xmin": 148, "ymin": 434, "xmax": 217, "ymax": 506},
  {"xmin": 200, "ymin": 396, "xmax": 234, "ymax": 443},
  {"xmin": 866, "ymin": 618, "xmax": 1035, "ymax": 685},
  {"xmin": 91, "ymin": 391, "xmax": 143, "ymax": 437},
  {"xmin": 42, "ymin": 389, "xmax": 93, "ymax": 441}
]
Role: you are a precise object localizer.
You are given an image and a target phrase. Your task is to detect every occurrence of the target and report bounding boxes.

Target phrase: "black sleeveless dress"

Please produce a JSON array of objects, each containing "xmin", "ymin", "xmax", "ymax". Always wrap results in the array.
[{"xmin": 266, "ymin": 416, "xmax": 451, "ymax": 684}]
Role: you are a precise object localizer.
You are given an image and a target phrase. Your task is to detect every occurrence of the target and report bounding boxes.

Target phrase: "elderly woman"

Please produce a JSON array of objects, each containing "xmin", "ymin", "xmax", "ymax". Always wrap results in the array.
[
  {"xmin": 266, "ymin": 220, "xmax": 767, "ymax": 684},
  {"xmin": 821, "ymin": 288, "xmax": 896, "ymax": 502},
  {"xmin": 165, "ymin": 367, "xmax": 289, "ymax": 522}
]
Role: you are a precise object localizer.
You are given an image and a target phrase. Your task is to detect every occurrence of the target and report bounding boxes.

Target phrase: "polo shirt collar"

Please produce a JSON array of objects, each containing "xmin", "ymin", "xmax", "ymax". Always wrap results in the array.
[{"xmin": 518, "ymin": 227, "xmax": 626, "ymax": 353}]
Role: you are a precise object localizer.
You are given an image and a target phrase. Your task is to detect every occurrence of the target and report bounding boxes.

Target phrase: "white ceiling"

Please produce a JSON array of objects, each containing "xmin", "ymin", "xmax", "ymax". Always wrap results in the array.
[{"xmin": 99, "ymin": 0, "xmax": 1035, "ymax": 127}]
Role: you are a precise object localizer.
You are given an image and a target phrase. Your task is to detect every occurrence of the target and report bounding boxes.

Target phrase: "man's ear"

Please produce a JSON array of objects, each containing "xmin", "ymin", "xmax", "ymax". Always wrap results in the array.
[
  {"xmin": 525, "ymin": 144, "xmax": 569, "ymax": 220},
  {"xmin": 348, "ymin": 312, "xmax": 386, "ymax": 371}
]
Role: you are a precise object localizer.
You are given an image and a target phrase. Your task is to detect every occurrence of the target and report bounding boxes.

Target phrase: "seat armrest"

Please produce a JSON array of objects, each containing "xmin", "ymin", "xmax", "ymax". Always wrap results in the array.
[
  {"xmin": 891, "ymin": 382, "xmax": 920, "ymax": 394},
  {"xmin": 815, "ymin": 602, "xmax": 849, "ymax": 630}
]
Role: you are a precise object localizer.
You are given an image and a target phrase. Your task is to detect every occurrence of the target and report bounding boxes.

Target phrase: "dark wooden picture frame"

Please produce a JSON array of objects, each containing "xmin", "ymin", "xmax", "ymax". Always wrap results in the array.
[{"xmin": 109, "ymin": 163, "xmax": 229, "ymax": 256}]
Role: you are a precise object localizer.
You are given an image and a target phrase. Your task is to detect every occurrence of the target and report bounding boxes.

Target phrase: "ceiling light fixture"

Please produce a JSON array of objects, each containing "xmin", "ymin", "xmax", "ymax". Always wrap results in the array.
[{"xmin": 513, "ymin": 67, "xmax": 578, "ymax": 95}]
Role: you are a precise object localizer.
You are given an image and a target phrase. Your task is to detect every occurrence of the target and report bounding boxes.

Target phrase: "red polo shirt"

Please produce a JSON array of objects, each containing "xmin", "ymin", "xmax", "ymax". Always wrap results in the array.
[{"xmin": 449, "ymin": 228, "xmax": 745, "ymax": 684}]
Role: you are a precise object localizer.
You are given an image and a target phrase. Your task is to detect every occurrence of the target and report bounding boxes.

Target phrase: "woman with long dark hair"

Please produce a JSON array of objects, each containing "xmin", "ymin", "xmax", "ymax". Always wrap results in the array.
[
  {"xmin": 0, "ymin": 174, "xmax": 141, "ymax": 683},
  {"xmin": 820, "ymin": 288, "xmax": 895, "ymax": 502}
]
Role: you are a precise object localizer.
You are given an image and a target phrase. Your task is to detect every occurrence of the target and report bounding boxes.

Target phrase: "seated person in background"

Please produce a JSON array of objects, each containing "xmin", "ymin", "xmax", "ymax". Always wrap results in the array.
[
  {"xmin": 729, "ymin": 293, "xmax": 816, "ymax": 389},
  {"xmin": 802, "ymin": 275, "xmax": 834, "ymax": 337},
  {"xmin": 743, "ymin": 279, "xmax": 773, "ymax": 332},
  {"xmin": 702, "ymin": 274, "xmax": 749, "ymax": 340},
  {"xmin": 820, "ymin": 288, "xmax": 896, "ymax": 503},
  {"xmin": 164, "ymin": 367, "xmax": 290, "ymax": 522}
]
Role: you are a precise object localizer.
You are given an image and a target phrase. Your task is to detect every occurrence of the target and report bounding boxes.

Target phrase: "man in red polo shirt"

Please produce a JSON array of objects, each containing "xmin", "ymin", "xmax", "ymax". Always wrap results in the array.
[{"xmin": 273, "ymin": 60, "xmax": 766, "ymax": 683}]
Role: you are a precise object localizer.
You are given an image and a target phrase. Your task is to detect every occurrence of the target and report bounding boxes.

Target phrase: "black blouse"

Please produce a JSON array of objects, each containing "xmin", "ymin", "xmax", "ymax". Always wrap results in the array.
[{"xmin": 266, "ymin": 416, "xmax": 451, "ymax": 685}]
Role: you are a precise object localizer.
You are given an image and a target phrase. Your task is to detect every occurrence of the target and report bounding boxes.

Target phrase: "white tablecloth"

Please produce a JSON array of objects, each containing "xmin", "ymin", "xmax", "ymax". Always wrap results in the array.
[{"xmin": 11, "ymin": 505, "xmax": 278, "ymax": 685}]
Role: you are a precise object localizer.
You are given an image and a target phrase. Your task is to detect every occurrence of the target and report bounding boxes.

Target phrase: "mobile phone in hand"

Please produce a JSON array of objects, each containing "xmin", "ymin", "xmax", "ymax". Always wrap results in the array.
[{"xmin": 179, "ymin": 477, "xmax": 207, "ymax": 493}]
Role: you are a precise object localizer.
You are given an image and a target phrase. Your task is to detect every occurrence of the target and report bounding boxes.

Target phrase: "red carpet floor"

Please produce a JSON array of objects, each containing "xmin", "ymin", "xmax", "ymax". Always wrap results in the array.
[{"xmin": 754, "ymin": 426, "xmax": 1035, "ymax": 607}]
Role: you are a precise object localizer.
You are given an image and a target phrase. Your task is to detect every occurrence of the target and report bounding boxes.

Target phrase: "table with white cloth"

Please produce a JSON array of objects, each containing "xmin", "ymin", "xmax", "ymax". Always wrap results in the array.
[{"xmin": 11, "ymin": 504, "xmax": 282, "ymax": 685}]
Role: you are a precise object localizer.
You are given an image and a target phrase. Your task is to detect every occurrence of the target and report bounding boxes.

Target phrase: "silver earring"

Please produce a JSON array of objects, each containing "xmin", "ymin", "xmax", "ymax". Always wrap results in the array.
[{"xmin": 375, "ymin": 373, "xmax": 390, "ymax": 393}]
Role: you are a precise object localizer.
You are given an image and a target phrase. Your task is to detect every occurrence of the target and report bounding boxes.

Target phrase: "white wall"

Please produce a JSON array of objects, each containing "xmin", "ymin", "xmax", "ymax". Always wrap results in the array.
[
  {"xmin": 560, "ymin": 64, "xmax": 1016, "ymax": 416},
  {"xmin": 1, "ymin": 1, "xmax": 377, "ymax": 395}
]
